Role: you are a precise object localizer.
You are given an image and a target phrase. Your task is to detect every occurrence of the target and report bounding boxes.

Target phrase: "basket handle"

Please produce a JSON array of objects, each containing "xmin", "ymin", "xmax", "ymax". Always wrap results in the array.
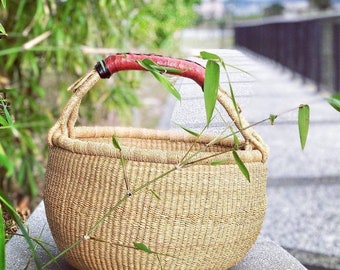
[
  {"xmin": 49, "ymin": 53, "xmax": 268, "ymax": 161},
  {"xmin": 96, "ymin": 53, "xmax": 206, "ymax": 88}
]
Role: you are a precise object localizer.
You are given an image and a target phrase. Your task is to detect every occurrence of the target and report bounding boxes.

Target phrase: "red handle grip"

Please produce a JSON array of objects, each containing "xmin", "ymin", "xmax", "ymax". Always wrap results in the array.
[{"xmin": 95, "ymin": 53, "xmax": 205, "ymax": 89}]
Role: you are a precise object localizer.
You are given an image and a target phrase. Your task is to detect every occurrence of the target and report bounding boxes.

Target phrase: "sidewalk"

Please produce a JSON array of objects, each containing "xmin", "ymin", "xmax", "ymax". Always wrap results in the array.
[
  {"xmin": 170, "ymin": 49, "xmax": 340, "ymax": 269},
  {"xmin": 6, "ymin": 49, "xmax": 340, "ymax": 269}
]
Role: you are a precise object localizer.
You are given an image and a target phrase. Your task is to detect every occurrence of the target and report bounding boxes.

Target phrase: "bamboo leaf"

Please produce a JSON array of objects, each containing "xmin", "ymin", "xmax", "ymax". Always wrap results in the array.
[
  {"xmin": 204, "ymin": 60, "xmax": 220, "ymax": 125},
  {"xmin": 137, "ymin": 59, "xmax": 181, "ymax": 74},
  {"xmin": 0, "ymin": 115, "xmax": 7, "ymax": 126},
  {"xmin": 201, "ymin": 51, "xmax": 228, "ymax": 72},
  {"xmin": 150, "ymin": 189, "xmax": 161, "ymax": 200},
  {"xmin": 0, "ymin": 100, "xmax": 12, "ymax": 125},
  {"xmin": 134, "ymin": 242, "xmax": 152, "ymax": 254},
  {"xmin": 200, "ymin": 51, "xmax": 228, "ymax": 72},
  {"xmin": 211, "ymin": 159, "xmax": 229, "ymax": 166},
  {"xmin": 0, "ymin": 194, "xmax": 42, "ymax": 269},
  {"xmin": 200, "ymin": 51, "xmax": 221, "ymax": 61},
  {"xmin": 0, "ymin": 205, "xmax": 5, "ymax": 270},
  {"xmin": 228, "ymin": 81, "xmax": 241, "ymax": 125},
  {"xmin": 269, "ymin": 114, "xmax": 278, "ymax": 125},
  {"xmin": 0, "ymin": 23, "xmax": 7, "ymax": 38},
  {"xmin": 30, "ymin": 234, "xmax": 60, "ymax": 267},
  {"xmin": 201, "ymin": 50, "xmax": 252, "ymax": 77},
  {"xmin": 229, "ymin": 127, "xmax": 239, "ymax": 150},
  {"xmin": 1, "ymin": 0, "xmax": 6, "ymax": 9},
  {"xmin": 0, "ymin": 154, "xmax": 13, "ymax": 176},
  {"xmin": 137, "ymin": 58, "xmax": 159, "ymax": 71},
  {"xmin": 151, "ymin": 71, "xmax": 181, "ymax": 101},
  {"xmin": 172, "ymin": 122, "xmax": 200, "ymax": 137},
  {"xmin": 136, "ymin": 59, "xmax": 181, "ymax": 100},
  {"xmin": 298, "ymin": 104, "xmax": 310, "ymax": 150},
  {"xmin": 232, "ymin": 150, "xmax": 250, "ymax": 182},
  {"xmin": 112, "ymin": 135, "xmax": 121, "ymax": 151},
  {"xmin": 326, "ymin": 93, "xmax": 340, "ymax": 112}
]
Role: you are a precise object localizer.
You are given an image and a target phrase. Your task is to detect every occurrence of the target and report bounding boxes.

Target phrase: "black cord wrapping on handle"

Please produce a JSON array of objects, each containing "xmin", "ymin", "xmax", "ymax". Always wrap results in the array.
[{"xmin": 95, "ymin": 60, "xmax": 111, "ymax": 79}]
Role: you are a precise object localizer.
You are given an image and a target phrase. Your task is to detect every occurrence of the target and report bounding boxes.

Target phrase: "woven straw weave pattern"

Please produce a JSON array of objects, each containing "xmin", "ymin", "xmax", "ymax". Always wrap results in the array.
[{"xmin": 44, "ymin": 129, "xmax": 267, "ymax": 270}]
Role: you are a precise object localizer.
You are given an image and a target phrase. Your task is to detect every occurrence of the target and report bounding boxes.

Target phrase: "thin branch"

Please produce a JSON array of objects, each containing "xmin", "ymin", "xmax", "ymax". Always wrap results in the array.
[{"xmin": 22, "ymin": 31, "xmax": 51, "ymax": 50}]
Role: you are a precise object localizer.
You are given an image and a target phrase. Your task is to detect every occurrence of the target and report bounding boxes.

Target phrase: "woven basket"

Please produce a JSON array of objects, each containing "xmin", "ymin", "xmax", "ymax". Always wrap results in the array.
[{"xmin": 44, "ymin": 53, "xmax": 269, "ymax": 270}]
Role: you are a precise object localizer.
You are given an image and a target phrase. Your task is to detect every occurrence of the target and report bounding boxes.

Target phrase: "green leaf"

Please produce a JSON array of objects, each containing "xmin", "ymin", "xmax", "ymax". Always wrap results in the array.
[
  {"xmin": 0, "ymin": 153, "xmax": 14, "ymax": 176},
  {"xmin": 0, "ymin": 100, "xmax": 13, "ymax": 126},
  {"xmin": 150, "ymin": 189, "xmax": 161, "ymax": 200},
  {"xmin": 200, "ymin": 51, "xmax": 227, "ymax": 72},
  {"xmin": 112, "ymin": 135, "xmax": 122, "ymax": 151},
  {"xmin": 1, "ymin": 0, "xmax": 6, "ymax": 8},
  {"xmin": 269, "ymin": 114, "xmax": 278, "ymax": 125},
  {"xmin": 200, "ymin": 51, "xmax": 221, "ymax": 61},
  {"xmin": 211, "ymin": 159, "xmax": 229, "ymax": 166},
  {"xmin": 0, "ymin": 23, "xmax": 7, "ymax": 38},
  {"xmin": 228, "ymin": 81, "xmax": 241, "ymax": 126},
  {"xmin": 0, "ymin": 205, "xmax": 5, "ymax": 270},
  {"xmin": 298, "ymin": 104, "xmax": 310, "ymax": 150},
  {"xmin": 2, "ymin": 104, "xmax": 12, "ymax": 125},
  {"xmin": 0, "ymin": 114, "xmax": 7, "ymax": 126},
  {"xmin": 151, "ymin": 71, "xmax": 181, "ymax": 101},
  {"xmin": 136, "ymin": 59, "xmax": 181, "ymax": 100},
  {"xmin": 27, "ymin": 164, "xmax": 39, "ymax": 197},
  {"xmin": 134, "ymin": 242, "xmax": 152, "ymax": 254},
  {"xmin": 326, "ymin": 93, "xmax": 340, "ymax": 112},
  {"xmin": 0, "ymin": 194, "xmax": 42, "ymax": 268},
  {"xmin": 229, "ymin": 126, "xmax": 239, "ymax": 150},
  {"xmin": 232, "ymin": 150, "xmax": 250, "ymax": 182},
  {"xmin": 172, "ymin": 122, "xmax": 200, "ymax": 137},
  {"xmin": 204, "ymin": 60, "xmax": 220, "ymax": 125},
  {"xmin": 137, "ymin": 58, "xmax": 159, "ymax": 71},
  {"xmin": 137, "ymin": 59, "xmax": 182, "ymax": 74}
]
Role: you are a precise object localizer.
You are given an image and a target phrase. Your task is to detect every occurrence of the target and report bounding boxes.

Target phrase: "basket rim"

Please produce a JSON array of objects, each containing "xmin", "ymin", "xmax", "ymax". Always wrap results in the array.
[{"xmin": 50, "ymin": 126, "xmax": 265, "ymax": 165}]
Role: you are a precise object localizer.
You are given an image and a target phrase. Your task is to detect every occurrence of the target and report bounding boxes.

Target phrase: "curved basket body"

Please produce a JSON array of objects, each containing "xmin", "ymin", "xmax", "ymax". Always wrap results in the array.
[
  {"xmin": 45, "ymin": 55, "xmax": 269, "ymax": 269},
  {"xmin": 44, "ymin": 127, "xmax": 267, "ymax": 270}
]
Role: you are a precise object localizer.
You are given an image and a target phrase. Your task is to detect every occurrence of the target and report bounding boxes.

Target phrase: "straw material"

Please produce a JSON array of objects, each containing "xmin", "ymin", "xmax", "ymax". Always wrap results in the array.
[{"xmin": 44, "ymin": 68, "xmax": 268, "ymax": 270}]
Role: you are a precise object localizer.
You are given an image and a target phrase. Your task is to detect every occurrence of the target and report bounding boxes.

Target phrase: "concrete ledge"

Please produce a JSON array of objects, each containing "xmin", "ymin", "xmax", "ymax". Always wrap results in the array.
[
  {"xmin": 6, "ymin": 201, "xmax": 307, "ymax": 269},
  {"xmin": 230, "ymin": 237, "xmax": 307, "ymax": 270},
  {"xmin": 6, "ymin": 201, "xmax": 69, "ymax": 270}
]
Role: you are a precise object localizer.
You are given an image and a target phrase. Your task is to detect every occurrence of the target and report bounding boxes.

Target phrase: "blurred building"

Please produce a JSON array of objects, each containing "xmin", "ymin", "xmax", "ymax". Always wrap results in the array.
[{"xmin": 196, "ymin": 0, "xmax": 225, "ymax": 20}]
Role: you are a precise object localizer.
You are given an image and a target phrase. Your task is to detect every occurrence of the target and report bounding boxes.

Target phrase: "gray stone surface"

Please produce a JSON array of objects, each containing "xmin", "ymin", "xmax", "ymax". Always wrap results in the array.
[
  {"xmin": 5, "ymin": 202, "xmax": 71, "ymax": 270},
  {"xmin": 230, "ymin": 238, "xmax": 307, "ymax": 270},
  {"xmin": 263, "ymin": 183, "xmax": 340, "ymax": 269},
  {"xmin": 6, "ymin": 201, "xmax": 306, "ymax": 270}
]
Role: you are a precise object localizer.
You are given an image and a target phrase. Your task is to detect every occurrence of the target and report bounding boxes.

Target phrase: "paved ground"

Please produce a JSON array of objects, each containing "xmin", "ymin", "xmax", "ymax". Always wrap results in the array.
[{"xmin": 168, "ymin": 49, "xmax": 340, "ymax": 270}]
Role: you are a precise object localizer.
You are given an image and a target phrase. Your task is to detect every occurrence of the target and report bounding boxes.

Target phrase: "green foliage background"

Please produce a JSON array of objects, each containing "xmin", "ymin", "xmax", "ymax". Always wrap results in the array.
[{"xmin": 0, "ymin": 0, "xmax": 199, "ymax": 199}]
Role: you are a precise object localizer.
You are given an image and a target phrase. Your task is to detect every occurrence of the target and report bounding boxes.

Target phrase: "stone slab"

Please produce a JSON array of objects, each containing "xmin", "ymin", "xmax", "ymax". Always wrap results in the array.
[{"xmin": 5, "ymin": 201, "xmax": 307, "ymax": 270}]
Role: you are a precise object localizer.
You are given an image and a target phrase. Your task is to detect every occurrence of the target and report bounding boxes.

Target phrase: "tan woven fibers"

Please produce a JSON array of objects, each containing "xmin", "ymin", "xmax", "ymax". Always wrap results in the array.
[
  {"xmin": 50, "ymin": 126, "xmax": 264, "ymax": 165},
  {"xmin": 44, "ymin": 139, "xmax": 267, "ymax": 270},
  {"xmin": 44, "ymin": 69, "xmax": 268, "ymax": 269}
]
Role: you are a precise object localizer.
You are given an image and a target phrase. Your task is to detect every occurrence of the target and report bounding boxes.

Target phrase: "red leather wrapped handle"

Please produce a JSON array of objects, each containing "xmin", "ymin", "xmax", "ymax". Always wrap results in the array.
[{"xmin": 95, "ymin": 53, "xmax": 205, "ymax": 89}]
